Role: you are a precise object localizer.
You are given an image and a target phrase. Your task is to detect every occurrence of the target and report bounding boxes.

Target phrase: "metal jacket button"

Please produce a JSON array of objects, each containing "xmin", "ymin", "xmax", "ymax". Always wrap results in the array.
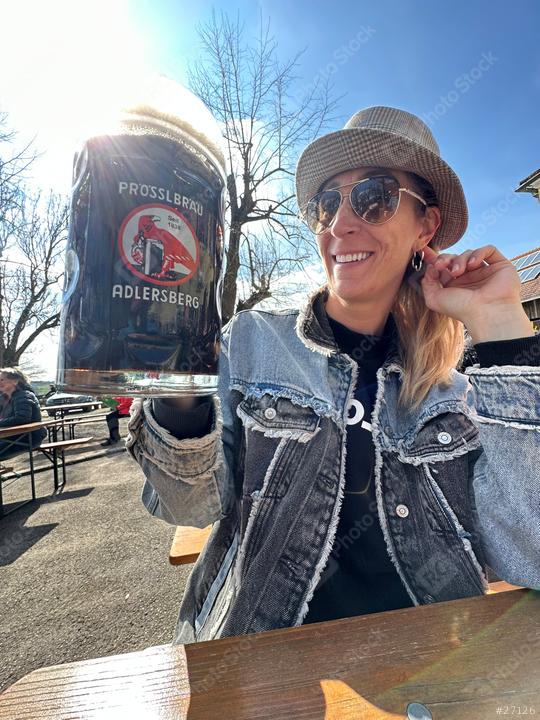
[
  {"xmin": 437, "ymin": 431, "xmax": 452, "ymax": 444},
  {"xmin": 264, "ymin": 407, "xmax": 277, "ymax": 420},
  {"xmin": 396, "ymin": 504, "xmax": 409, "ymax": 518}
]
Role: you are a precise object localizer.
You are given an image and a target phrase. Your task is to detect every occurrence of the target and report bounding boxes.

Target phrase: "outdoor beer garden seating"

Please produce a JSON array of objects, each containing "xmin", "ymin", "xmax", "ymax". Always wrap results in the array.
[
  {"xmin": 0, "ymin": 418, "xmax": 94, "ymax": 517},
  {"xmin": 63, "ymin": 412, "xmax": 109, "ymax": 439},
  {"xmin": 36, "ymin": 435, "xmax": 94, "ymax": 492}
]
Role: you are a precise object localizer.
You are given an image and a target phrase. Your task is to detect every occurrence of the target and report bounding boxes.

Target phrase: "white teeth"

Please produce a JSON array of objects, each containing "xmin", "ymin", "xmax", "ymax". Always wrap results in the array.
[{"xmin": 335, "ymin": 252, "xmax": 373, "ymax": 263}]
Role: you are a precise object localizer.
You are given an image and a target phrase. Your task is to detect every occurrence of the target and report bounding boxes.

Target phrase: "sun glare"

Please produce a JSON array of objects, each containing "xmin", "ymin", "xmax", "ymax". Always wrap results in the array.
[{"xmin": 0, "ymin": 0, "xmax": 150, "ymax": 153}]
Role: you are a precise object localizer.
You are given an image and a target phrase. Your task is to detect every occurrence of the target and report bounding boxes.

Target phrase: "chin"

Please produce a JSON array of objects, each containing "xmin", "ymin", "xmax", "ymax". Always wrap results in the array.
[{"xmin": 328, "ymin": 285, "xmax": 370, "ymax": 306}]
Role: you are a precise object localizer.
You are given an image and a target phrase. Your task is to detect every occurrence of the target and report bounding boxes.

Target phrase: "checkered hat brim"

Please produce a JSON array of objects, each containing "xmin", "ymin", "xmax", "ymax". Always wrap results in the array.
[{"xmin": 295, "ymin": 108, "xmax": 468, "ymax": 250}]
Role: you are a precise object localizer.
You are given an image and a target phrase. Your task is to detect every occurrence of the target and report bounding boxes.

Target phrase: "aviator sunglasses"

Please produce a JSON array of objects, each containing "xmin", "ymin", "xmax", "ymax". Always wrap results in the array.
[{"xmin": 303, "ymin": 175, "xmax": 427, "ymax": 234}]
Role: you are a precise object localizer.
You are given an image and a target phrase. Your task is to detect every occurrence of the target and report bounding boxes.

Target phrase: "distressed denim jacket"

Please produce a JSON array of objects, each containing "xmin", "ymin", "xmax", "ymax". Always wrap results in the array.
[{"xmin": 126, "ymin": 289, "xmax": 540, "ymax": 644}]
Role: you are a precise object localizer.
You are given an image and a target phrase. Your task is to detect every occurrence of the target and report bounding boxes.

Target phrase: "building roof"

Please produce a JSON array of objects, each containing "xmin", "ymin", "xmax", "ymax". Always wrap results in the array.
[
  {"xmin": 510, "ymin": 246, "xmax": 540, "ymax": 303},
  {"xmin": 519, "ymin": 275, "xmax": 540, "ymax": 303},
  {"xmin": 515, "ymin": 168, "xmax": 540, "ymax": 194},
  {"xmin": 510, "ymin": 244, "xmax": 540, "ymax": 262}
]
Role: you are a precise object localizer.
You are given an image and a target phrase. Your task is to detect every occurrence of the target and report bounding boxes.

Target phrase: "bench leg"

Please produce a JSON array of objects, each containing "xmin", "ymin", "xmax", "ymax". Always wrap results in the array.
[
  {"xmin": 51, "ymin": 450, "xmax": 60, "ymax": 492},
  {"xmin": 38, "ymin": 448, "xmax": 61, "ymax": 493},
  {"xmin": 49, "ymin": 447, "xmax": 66, "ymax": 491},
  {"xmin": 60, "ymin": 449, "xmax": 67, "ymax": 488},
  {"xmin": 0, "ymin": 475, "xmax": 34, "ymax": 518},
  {"xmin": 28, "ymin": 437, "xmax": 36, "ymax": 502}
]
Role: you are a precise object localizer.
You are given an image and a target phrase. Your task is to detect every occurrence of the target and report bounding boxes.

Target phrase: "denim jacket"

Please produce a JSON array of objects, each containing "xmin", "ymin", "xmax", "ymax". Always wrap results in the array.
[{"xmin": 126, "ymin": 289, "xmax": 540, "ymax": 644}]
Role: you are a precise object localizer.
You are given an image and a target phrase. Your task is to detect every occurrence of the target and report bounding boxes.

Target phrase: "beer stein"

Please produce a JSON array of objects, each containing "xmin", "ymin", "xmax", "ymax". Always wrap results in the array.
[{"xmin": 57, "ymin": 76, "xmax": 227, "ymax": 396}]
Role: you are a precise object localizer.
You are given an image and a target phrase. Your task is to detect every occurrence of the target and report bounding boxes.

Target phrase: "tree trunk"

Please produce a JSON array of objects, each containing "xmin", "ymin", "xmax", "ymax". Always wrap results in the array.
[
  {"xmin": 2, "ymin": 347, "xmax": 20, "ymax": 367},
  {"xmin": 221, "ymin": 223, "xmax": 242, "ymax": 324}
]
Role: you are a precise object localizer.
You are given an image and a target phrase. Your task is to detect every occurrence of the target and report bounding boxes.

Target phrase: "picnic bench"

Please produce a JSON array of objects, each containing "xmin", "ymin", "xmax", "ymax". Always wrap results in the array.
[
  {"xmin": 37, "ymin": 436, "xmax": 94, "ymax": 491},
  {"xmin": 1, "ymin": 588, "xmax": 538, "ymax": 718},
  {"xmin": 0, "ymin": 421, "xmax": 94, "ymax": 516},
  {"xmin": 64, "ymin": 412, "xmax": 109, "ymax": 439},
  {"xmin": 43, "ymin": 400, "xmax": 103, "ymax": 419}
]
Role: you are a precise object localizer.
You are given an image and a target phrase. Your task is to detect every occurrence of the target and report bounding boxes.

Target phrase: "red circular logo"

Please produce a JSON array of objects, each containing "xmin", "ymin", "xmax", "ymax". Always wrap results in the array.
[{"xmin": 118, "ymin": 203, "xmax": 199, "ymax": 286}]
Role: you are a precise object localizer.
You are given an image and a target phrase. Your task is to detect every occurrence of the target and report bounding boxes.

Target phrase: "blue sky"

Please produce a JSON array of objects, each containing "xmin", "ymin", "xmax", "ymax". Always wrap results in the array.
[
  {"xmin": 1, "ymin": 0, "xmax": 539, "ymax": 375},
  {"xmin": 131, "ymin": 0, "xmax": 540, "ymax": 258}
]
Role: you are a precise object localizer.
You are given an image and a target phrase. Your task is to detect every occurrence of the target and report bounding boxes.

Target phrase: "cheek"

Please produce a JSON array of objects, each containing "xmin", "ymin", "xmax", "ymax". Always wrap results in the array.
[{"xmin": 316, "ymin": 236, "xmax": 330, "ymax": 261}]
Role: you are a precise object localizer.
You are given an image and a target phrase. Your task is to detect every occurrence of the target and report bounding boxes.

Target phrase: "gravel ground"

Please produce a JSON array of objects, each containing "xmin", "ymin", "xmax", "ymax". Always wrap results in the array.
[{"xmin": 0, "ymin": 416, "xmax": 191, "ymax": 693}]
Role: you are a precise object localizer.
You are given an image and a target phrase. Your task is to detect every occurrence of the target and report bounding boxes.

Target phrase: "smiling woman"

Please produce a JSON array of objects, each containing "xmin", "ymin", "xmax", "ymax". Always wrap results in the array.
[{"xmin": 126, "ymin": 105, "xmax": 540, "ymax": 648}]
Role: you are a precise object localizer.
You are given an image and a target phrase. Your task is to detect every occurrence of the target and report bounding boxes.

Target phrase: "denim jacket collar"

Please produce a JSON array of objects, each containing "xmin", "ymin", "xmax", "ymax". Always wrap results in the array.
[
  {"xmin": 296, "ymin": 286, "xmax": 401, "ymax": 368},
  {"xmin": 296, "ymin": 287, "xmax": 476, "ymax": 447}
]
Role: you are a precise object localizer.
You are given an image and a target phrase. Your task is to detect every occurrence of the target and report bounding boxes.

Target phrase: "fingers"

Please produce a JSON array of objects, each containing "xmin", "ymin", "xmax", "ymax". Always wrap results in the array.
[
  {"xmin": 423, "ymin": 245, "xmax": 502, "ymax": 287},
  {"xmin": 423, "ymin": 245, "xmax": 499, "ymax": 278}
]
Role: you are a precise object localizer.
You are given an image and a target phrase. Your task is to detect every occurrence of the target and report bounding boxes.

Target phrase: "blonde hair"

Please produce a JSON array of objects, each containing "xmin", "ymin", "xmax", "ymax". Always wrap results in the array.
[
  {"xmin": 391, "ymin": 241, "xmax": 466, "ymax": 412},
  {"xmin": 385, "ymin": 172, "xmax": 466, "ymax": 411}
]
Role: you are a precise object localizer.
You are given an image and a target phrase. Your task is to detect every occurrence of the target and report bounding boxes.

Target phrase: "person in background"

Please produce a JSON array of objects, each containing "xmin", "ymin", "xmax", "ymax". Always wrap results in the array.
[
  {"xmin": 0, "ymin": 368, "xmax": 47, "ymax": 470},
  {"xmin": 100, "ymin": 396, "xmax": 134, "ymax": 446},
  {"xmin": 42, "ymin": 384, "xmax": 57, "ymax": 401}
]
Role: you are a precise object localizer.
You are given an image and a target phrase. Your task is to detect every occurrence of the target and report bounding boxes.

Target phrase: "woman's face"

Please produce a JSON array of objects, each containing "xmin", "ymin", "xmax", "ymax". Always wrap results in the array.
[
  {"xmin": 315, "ymin": 166, "xmax": 440, "ymax": 308},
  {"xmin": 0, "ymin": 375, "xmax": 18, "ymax": 397}
]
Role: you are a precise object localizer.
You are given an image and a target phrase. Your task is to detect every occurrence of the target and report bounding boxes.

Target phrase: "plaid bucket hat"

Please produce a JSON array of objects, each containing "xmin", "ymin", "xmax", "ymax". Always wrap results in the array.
[{"xmin": 295, "ymin": 106, "xmax": 468, "ymax": 250}]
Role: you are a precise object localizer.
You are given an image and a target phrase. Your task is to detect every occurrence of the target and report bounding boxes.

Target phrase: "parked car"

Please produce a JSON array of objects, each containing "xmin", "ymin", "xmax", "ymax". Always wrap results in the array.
[{"xmin": 44, "ymin": 392, "xmax": 100, "ymax": 416}]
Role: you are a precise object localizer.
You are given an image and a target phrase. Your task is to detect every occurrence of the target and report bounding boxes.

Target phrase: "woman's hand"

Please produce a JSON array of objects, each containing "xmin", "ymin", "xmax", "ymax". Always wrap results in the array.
[{"xmin": 420, "ymin": 244, "xmax": 534, "ymax": 342}]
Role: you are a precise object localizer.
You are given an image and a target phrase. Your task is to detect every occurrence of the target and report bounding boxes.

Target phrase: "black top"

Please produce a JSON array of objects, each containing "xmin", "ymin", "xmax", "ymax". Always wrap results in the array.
[{"xmin": 303, "ymin": 314, "xmax": 414, "ymax": 623}]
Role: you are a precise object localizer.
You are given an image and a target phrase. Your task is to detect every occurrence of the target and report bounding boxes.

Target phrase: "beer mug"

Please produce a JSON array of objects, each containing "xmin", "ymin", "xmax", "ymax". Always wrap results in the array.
[{"xmin": 57, "ymin": 77, "xmax": 227, "ymax": 396}]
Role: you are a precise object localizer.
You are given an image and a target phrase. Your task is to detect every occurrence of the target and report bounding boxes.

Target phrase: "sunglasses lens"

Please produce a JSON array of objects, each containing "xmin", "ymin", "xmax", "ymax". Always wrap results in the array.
[
  {"xmin": 350, "ymin": 176, "xmax": 400, "ymax": 223},
  {"xmin": 305, "ymin": 176, "xmax": 402, "ymax": 233},
  {"xmin": 306, "ymin": 190, "xmax": 341, "ymax": 233}
]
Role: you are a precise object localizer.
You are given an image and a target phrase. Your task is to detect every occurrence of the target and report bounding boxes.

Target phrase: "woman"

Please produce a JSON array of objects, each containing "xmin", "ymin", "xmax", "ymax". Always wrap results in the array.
[
  {"xmin": 0, "ymin": 368, "xmax": 47, "ymax": 468},
  {"xmin": 126, "ymin": 106, "xmax": 540, "ymax": 644}
]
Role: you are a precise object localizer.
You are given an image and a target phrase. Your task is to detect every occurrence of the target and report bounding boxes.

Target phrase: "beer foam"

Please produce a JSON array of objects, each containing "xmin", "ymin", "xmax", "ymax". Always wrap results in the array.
[{"xmin": 121, "ymin": 75, "xmax": 226, "ymax": 175}]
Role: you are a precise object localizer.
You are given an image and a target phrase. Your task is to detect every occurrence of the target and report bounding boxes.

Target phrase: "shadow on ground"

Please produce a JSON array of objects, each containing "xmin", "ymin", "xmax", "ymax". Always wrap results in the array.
[
  {"xmin": 0, "ymin": 488, "xmax": 95, "ymax": 566},
  {"xmin": 0, "ymin": 417, "xmax": 192, "ymax": 693}
]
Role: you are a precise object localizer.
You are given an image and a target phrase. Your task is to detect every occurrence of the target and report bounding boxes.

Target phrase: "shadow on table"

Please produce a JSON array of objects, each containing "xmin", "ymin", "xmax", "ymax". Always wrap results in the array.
[{"xmin": 0, "ymin": 487, "xmax": 94, "ymax": 566}]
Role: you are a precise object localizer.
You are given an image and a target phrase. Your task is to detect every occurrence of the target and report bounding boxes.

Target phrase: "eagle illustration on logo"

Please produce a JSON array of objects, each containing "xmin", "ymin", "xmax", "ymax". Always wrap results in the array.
[{"xmin": 118, "ymin": 204, "xmax": 199, "ymax": 286}]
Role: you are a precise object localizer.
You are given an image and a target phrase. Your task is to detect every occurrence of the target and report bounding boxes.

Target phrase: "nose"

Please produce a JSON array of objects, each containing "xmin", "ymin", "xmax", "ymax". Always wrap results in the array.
[{"xmin": 328, "ymin": 193, "xmax": 358, "ymax": 236}]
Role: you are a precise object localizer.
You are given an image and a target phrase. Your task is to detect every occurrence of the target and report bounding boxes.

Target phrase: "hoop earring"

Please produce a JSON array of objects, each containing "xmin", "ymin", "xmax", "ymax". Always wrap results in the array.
[{"xmin": 411, "ymin": 250, "xmax": 424, "ymax": 271}]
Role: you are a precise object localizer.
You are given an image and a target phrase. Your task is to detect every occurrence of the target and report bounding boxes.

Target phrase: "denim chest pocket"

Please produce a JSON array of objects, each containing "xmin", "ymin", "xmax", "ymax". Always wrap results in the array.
[
  {"xmin": 406, "ymin": 415, "xmax": 481, "ymax": 545},
  {"xmin": 237, "ymin": 394, "xmax": 321, "ymax": 443},
  {"xmin": 399, "ymin": 411, "xmax": 480, "ymax": 462},
  {"xmin": 236, "ymin": 394, "xmax": 321, "ymax": 541}
]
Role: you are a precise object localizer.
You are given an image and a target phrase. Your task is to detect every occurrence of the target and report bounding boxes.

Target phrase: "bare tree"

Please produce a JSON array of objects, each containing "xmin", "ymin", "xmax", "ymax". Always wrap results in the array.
[
  {"xmin": 0, "ymin": 114, "xmax": 68, "ymax": 369},
  {"xmin": 188, "ymin": 11, "xmax": 338, "ymax": 321},
  {"xmin": 0, "ymin": 191, "xmax": 68, "ymax": 367},
  {"xmin": 1, "ymin": 114, "xmax": 38, "ymax": 250}
]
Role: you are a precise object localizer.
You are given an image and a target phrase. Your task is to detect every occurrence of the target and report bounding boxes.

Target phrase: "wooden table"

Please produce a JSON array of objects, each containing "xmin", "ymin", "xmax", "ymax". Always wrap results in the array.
[
  {"xmin": 169, "ymin": 525, "xmax": 212, "ymax": 565},
  {"xmin": 0, "ymin": 419, "xmax": 61, "ymax": 440},
  {"xmin": 0, "ymin": 420, "xmax": 62, "ymax": 516},
  {"xmin": 44, "ymin": 401, "xmax": 102, "ymax": 420},
  {"xmin": 1, "ymin": 589, "xmax": 538, "ymax": 718}
]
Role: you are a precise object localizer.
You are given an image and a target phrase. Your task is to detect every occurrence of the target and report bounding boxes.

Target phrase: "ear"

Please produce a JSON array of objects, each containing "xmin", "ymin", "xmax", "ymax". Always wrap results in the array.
[{"xmin": 416, "ymin": 206, "xmax": 441, "ymax": 252}]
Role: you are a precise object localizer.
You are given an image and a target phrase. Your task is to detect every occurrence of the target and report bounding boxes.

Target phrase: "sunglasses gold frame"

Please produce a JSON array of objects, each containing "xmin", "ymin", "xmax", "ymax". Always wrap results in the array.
[{"xmin": 302, "ymin": 175, "xmax": 427, "ymax": 234}]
